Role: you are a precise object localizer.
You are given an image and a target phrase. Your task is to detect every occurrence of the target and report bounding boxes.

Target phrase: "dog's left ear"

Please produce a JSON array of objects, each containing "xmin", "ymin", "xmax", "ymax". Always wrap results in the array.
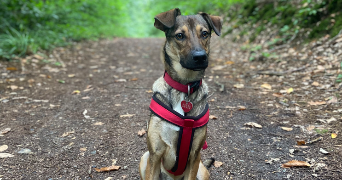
[
  {"xmin": 199, "ymin": 13, "xmax": 222, "ymax": 36},
  {"xmin": 154, "ymin": 8, "xmax": 181, "ymax": 32}
]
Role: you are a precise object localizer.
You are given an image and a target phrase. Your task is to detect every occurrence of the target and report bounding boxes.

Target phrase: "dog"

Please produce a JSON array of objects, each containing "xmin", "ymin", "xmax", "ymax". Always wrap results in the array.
[{"xmin": 139, "ymin": 8, "xmax": 222, "ymax": 180}]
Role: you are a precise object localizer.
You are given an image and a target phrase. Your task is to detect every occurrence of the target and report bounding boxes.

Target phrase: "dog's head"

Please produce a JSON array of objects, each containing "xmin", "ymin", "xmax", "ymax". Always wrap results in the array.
[{"xmin": 154, "ymin": 8, "xmax": 222, "ymax": 83}]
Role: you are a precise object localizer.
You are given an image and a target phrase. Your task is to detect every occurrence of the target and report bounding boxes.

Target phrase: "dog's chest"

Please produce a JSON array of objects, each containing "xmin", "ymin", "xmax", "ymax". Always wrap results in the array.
[{"xmin": 173, "ymin": 93, "xmax": 185, "ymax": 116}]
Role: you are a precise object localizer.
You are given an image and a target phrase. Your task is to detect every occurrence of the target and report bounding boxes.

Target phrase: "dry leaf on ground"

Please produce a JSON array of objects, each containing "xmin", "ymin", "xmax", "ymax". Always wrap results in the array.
[
  {"xmin": 138, "ymin": 129, "xmax": 146, "ymax": 137},
  {"xmin": 319, "ymin": 148, "xmax": 330, "ymax": 155},
  {"xmin": 93, "ymin": 122, "xmax": 104, "ymax": 126},
  {"xmin": 331, "ymin": 133, "xmax": 337, "ymax": 139},
  {"xmin": 94, "ymin": 165, "xmax": 120, "ymax": 172},
  {"xmin": 0, "ymin": 145, "xmax": 8, "ymax": 152},
  {"xmin": 282, "ymin": 160, "xmax": 311, "ymax": 168},
  {"xmin": 130, "ymin": 78, "xmax": 138, "ymax": 81},
  {"xmin": 115, "ymin": 79, "xmax": 126, "ymax": 82},
  {"xmin": 120, "ymin": 114, "xmax": 135, "ymax": 118},
  {"xmin": 244, "ymin": 122, "xmax": 262, "ymax": 128},
  {"xmin": 0, "ymin": 153, "xmax": 14, "ymax": 158},
  {"xmin": 261, "ymin": 83, "xmax": 272, "ymax": 90},
  {"xmin": 209, "ymin": 115, "xmax": 218, "ymax": 120},
  {"xmin": 61, "ymin": 131, "xmax": 75, "ymax": 137},
  {"xmin": 0, "ymin": 128, "xmax": 11, "ymax": 135},
  {"xmin": 327, "ymin": 96, "xmax": 338, "ymax": 104},
  {"xmin": 68, "ymin": 74, "xmax": 76, "ymax": 78},
  {"xmin": 297, "ymin": 140, "xmax": 306, "ymax": 145},
  {"xmin": 225, "ymin": 61, "xmax": 234, "ymax": 65},
  {"xmin": 6, "ymin": 67, "xmax": 18, "ymax": 71},
  {"xmin": 80, "ymin": 147, "xmax": 87, "ymax": 152},
  {"xmin": 72, "ymin": 90, "xmax": 81, "ymax": 95},
  {"xmin": 213, "ymin": 161, "xmax": 223, "ymax": 167},
  {"xmin": 272, "ymin": 93, "xmax": 284, "ymax": 98},
  {"xmin": 233, "ymin": 84, "xmax": 244, "ymax": 88},
  {"xmin": 311, "ymin": 81, "xmax": 320, "ymax": 86},
  {"xmin": 238, "ymin": 106, "xmax": 246, "ymax": 111},
  {"xmin": 308, "ymin": 101, "xmax": 326, "ymax": 106},
  {"xmin": 146, "ymin": 90, "xmax": 153, "ymax": 93},
  {"xmin": 286, "ymin": 88, "xmax": 294, "ymax": 94},
  {"xmin": 281, "ymin": 127, "xmax": 293, "ymax": 131}
]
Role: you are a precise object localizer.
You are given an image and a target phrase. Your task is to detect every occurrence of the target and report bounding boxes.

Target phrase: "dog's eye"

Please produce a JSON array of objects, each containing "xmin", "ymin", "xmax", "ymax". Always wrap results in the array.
[
  {"xmin": 202, "ymin": 31, "xmax": 209, "ymax": 38},
  {"xmin": 175, "ymin": 33, "xmax": 184, "ymax": 40}
]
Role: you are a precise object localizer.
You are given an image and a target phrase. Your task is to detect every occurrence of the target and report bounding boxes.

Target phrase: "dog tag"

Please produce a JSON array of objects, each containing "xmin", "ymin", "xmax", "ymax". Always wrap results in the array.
[{"xmin": 181, "ymin": 100, "xmax": 193, "ymax": 113}]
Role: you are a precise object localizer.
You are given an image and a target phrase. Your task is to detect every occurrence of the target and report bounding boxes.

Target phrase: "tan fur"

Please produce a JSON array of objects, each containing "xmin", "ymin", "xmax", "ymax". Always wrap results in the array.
[{"xmin": 140, "ymin": 8, "xmax": 222, "ymax": 180}]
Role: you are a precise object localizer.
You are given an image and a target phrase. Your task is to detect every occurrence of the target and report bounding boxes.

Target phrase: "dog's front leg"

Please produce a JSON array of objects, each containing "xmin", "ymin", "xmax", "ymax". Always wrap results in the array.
[
  {"xmin": 184, "ymin": 152, "xmax": 201, "ymax": 180},
  {"xmin": 145, "ymin": 127, "xmax": 165, "ymax": 180}
]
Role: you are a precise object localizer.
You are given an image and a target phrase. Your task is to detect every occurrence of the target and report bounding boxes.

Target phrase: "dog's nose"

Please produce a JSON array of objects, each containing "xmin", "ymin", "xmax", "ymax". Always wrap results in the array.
[{"xmin": 192, "ymin": 50, "xmax": 207, "ymax": 62}]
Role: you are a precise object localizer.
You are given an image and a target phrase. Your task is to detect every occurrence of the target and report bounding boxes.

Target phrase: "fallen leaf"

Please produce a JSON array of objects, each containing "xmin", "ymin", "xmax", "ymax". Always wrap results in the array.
[
  {"xmin": 209, "ymin": 115, "xmax": 218, "ymax": 120},
  {"xmin": 83, "ymin": 110, "xmax": 91, "ymax": 119},
  {"xmin": 104, "ymin": 177, "xmax": 114, "ymax": 180},
  {"xmin": 233, "ymin": 84, "xmax": 244, "ymax": 88},
  {"xmin": 238, "ymin": 106, "xmax": 246, "ymax": 111},
  {"xmin": 10, "ymin": 85, "xmax": 18, "ymax": 90},
  {"xmin": 225, "ymin": 61, "xmax": 235, "ymax": 65},
  {"xmin": 0, "ymin": 128, "xmax": 11, "ymax": 135},
  {"xmin": 33, "ymin": 54, "xmax": 44, "ymax": 60},
  {"xmin": 308, "ymin": 101, "xmax": 326, "ymax": 106},
  {"xmin": 0, "ymin": 153, "xmax": 14, "ymax": 158},
  {"xmin": 115, "ymin": 104, "xmax": 122, "ymax": 106},
  {"xmin": 297, "ymin": 140, "xmax": 306, "ymax": 145},
  {"xmin": 146, "ymin": 90, "xmax": 153, "ymax": 93},
  {"xmin": 244, "ymin": 122, "xmax": 262, "ymax": 128},
  {"xmin": 130, "ymin": 78, "xmax": 138, "ymax": 81},
  {"xmin": 211, "ymin": 65, "xmax": 226, "ymax": 71},
  {"xmin": 115, "ymin": 79, "xmax": 126, "ymax": 82},
  {"xmin": 80, "ymin": 147, "xmax": 87, "ymax": 152},
  {"xmin": 311, "ymin": 81, "xmax": 320, "ymax": 86},
  {"xmin": 331, "ymin": 133, "xmax": 337, "ymax": 139},
  {"xmin": 281, "ymin": 127, "xmax": 293, "ymax": 131},
  {"xmin": 94, "ymin": 165, "xmax": 120, "ymax": 172},
  {"xmin": 286, "ymin": 88, "xmax": 294, "ymax": 94},
  {"xmin": 213, "ymin": 161, "xmax": 223, "ymax": 167},
  {"xmin": 6, "ymin": 67, "xmax": 17, "ymax": 71},
  {"xmin": 120, "ymin": 114, "xmax": 135, "ymax": 118},
  {"xmin": 68, "ymin": 74, "xmax": 76, "ymax": 78},
  {"xmin": 72, "ymin": 90, "xmax": 81, "ymax": 95},
  {"xmin": 93, "ymin": 122, "xmax": 104, "ymax": 126},
  {"xmin": 82, "ymin": 96, "xmax": 90, "ymax": 99},
  {"xmin": 261, "ymin": 83, "xmax": 272, "ymax": 90},
  {"xmin": 58, "ymin": 80, "xmax": 65, "ymax": 84},
  {"xmin": 138, "ymin": 129, "xmax": 146, "ymax": 137},
  {"xmin": 272, "ymin": 93, "xmax": 284, "ymax": 98},
  {"xmin": 0, "ymin": 145, "xmax": 8, "ymax": 152},
  {"xmin": 62, "ymin": 131, "xmax": 75, "ymax": 137},
  {"xmin": 319, "ymin": 148, "xmax": 330, "ymax": 155},
  {"xmin": 306, "ymin": 125, "xmax": 315, "ymax": 131},
  {"xmin": 327, "ymin": 96, "xmax": 338, "ymax": 104},
  {"xmin": 326, "ymin": 117, "xmax": 337, "ymax": 123},
  {"xmin": 282, "ymin": 160, "xmax": 310, "ymax": 168}
]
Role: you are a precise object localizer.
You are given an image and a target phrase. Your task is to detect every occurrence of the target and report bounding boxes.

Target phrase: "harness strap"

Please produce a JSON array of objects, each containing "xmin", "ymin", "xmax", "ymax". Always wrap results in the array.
[{"xmin": 149, "ymin": 95, "xmax": 209, "ymax": 176}]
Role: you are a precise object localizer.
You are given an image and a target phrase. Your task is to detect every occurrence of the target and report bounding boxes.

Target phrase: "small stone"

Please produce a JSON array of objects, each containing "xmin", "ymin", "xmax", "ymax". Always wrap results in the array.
[{"xmin": 90, "ymin": 150, "xmax": 96, "ymax": 154}]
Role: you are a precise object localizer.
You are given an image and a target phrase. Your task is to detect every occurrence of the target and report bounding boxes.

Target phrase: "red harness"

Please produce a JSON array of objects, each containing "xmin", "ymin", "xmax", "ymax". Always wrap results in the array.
[{"xmin": 149, "ymin": 72, "xmax": 209, "ymax": 176}]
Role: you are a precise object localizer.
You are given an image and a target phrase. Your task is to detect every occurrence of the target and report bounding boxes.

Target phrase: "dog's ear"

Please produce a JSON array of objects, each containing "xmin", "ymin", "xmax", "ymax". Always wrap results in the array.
[
  {"xmin": 154, "ymin": 8, "xmax": 181, "ymax": 31},
  {"xmin": 199, "ymin": 12, "xmax": 222, "ymax": 36}
]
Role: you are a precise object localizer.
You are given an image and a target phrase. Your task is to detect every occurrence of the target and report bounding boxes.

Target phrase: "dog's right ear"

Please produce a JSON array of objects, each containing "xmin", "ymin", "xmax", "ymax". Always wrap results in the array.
[{"xmin": 154, "ymin": 8, "xmax": 181, "ymax": 32}]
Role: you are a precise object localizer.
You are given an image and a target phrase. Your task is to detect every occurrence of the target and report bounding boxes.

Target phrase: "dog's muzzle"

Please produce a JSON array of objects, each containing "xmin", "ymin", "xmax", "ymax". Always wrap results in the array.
[{"xmin": 180, "ymin": 50, "xmax": 208, "ymax": 71}]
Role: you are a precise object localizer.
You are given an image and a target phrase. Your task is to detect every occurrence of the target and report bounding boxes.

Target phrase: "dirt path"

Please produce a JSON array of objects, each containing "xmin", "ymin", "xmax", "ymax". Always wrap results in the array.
[{"xmin": 0, "ymin": 37, "xmax": 341, "ymax": 179}]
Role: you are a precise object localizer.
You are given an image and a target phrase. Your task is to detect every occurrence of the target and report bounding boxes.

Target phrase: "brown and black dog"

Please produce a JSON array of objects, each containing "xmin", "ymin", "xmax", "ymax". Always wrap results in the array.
[{"xmin": 139, "ymin": 8, "xmax": 222, "ymax": 180}]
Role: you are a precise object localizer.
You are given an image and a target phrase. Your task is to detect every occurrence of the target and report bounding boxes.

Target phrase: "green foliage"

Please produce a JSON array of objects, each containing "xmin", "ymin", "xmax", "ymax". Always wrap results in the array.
[
  {"xmin": 0, "ymin": 0, "xmax": 127, "ymax": 59},
  {"xmin": 314, "ymin": 129, "xmax": 329, "ymax": 134},
  {"xmin": 227, "ymin": 0, "xmax": 342, "ymax": 42}
]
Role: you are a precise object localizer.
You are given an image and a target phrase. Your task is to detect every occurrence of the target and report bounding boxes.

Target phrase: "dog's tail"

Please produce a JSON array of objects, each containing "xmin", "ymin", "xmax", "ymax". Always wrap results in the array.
[{"xmin": 202, "ymin": 158, "xmax": 215, "ymax": 169}]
